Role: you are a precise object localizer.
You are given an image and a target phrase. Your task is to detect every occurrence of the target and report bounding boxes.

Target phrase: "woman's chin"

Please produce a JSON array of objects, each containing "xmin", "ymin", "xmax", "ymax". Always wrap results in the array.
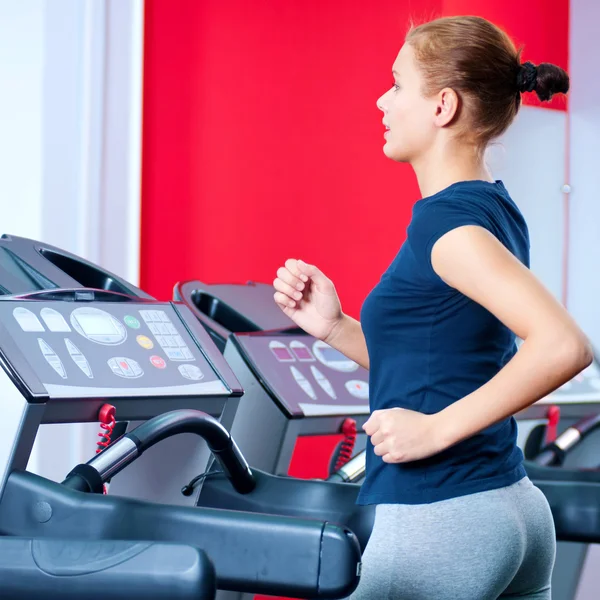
[{"xmin": 383, "ymin": 141, "xmax": 409, "ymax": 163}]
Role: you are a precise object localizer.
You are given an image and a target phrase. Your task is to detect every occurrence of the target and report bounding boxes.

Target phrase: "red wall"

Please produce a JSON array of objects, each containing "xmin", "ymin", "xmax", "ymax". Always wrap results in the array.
[
  {"xmin": 141, "ymin": 0, "xmax": 568, "ymax": 313},
  {"xmin": 141, "ymin": 0, "xmax": 426, "ymax": 316},
  {"xmin": 443, "ymin": 0, "xmax": 569, "ymax": 111}
]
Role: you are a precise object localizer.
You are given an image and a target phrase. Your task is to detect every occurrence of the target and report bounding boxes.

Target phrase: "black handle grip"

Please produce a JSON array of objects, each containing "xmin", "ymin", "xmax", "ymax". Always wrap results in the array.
[
  {"xmin": 83, "ymin": 410, "xmax": 256, "ymax": 495},
  {"xmin": 212, "ymin": 438, "xmax": 256, "ymax": 494},
  {"xmin": 531, "ymin": 445, "xmax": 565, "ymax": 466},
  {"xmin": 574, "ymin": 412, "xmax": 600, "ymax": 436},
  {"xmin": 62, "ymin": 464, "xmax": 104, "ymax": 494}
]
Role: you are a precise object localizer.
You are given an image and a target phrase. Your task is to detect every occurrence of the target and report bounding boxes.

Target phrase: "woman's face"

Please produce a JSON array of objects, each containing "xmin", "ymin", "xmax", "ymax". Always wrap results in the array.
[{"xmin": 377, "ymin": 43, "xmax": 439, "ymax": 164}]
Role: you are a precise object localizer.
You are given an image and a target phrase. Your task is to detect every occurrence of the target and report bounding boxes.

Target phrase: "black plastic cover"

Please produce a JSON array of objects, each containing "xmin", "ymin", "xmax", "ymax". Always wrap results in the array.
[
  {"xmin": 174, "ymin": 280, "xmax": 297, "ymax": 351},
  {"xmin": 0, "ymin": 234, "xmax": 153, "ymax": 298},
  {"xmin": 0, "ymin": 537, "xmax": 215, "ymax": 599},
  {"xmin": 199, "ymin": 463, "xmax": 600, "ymax": 547},
  {"xmin": 0, "ymin": 471, "xmax": 361, "ymax": 598},
  {"xmin": 198, "ymin": 468, "xmax": 375, "ymax": 552}
]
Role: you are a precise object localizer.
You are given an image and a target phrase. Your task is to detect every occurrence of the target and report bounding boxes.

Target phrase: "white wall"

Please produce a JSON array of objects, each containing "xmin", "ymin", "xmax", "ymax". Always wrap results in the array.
[
  {"xmin": 0, "ymin": 0, "xmax": 143, "ymax": 481},
  {"xmin": 487, "ymin": 106, "xmax": 567, "ymax": 303},
  {"xmin": 0, "ymin": 1, "xmax": 45, "ymax": 239}
]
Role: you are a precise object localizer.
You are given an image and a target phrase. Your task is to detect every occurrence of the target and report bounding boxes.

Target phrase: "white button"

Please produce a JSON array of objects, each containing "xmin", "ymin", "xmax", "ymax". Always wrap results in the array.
[
  {"xmin": 75, "ymin": 358, "xmax": 93, "ymax": 378},
  {"xmin": 345, "ymin": 379, "xmax": 369, "ymax": 400},
  {"xmin": 178, "ymin": 364, "xmax": 204, "ymax": 381},
  {"xmin": 155, "ymin": 335, "xmax": 167, "ymax": 346},
  {"xmin": 148, "ymin": 323, "xmax": 160, "ymax": 335},
  {"xmin": 291, "ymin": 366, "xmax": 317, "ymax": 400},
  {"xmin": 108, "ymin": 358, "xmax": 124, "ymax": 376},
  {"xmin": 166, "ymin": 348, "xmax": 185, "ymax": 361},
  {"xmin": 182, "ymin": 347, "xmax": 194, "ymax": 360},
  {"xmin": 310, "ymin": 366, "xmax": 336, "ymax": 399},
  {"xmin": 41, "ymin": 308, "xmax": 71, "ymax": 332},
  {"xmin": 162, "ymin": 336, "xmax": 176, "ymax": 348},
  {"xmin": 140, "ymin": 310, "xmax": 154, "ymax": 322},
  {"xmin": 38, "ymin": 339, "xmax": 55, "ymax": 356},
  {"xmin": 14, "ymin": 308, "xmax": 45, "ymax": 332},
  {"xmin": 47, "ymin": 357, "xmax": 67, "ymax": 379},
  {"xmin": 166, "ymin": 323, "xmax": 178, "ymax": 335},
  {"xmin": 65, "ymin": 339, "xmax": 93, "ymax": 378},
  {"xmin": 65, "ymin": 339, "xmax": 80, "ymax": 356},
  {"xmin": 158, "ymin": 311, "xmax": 170, "ymax": 323},
  {"xmin": 174, "ymin": 336, "xmax": 186, "ymax": 347},
  {"xmin": 127, "ymin": 359, "xmax": 143, "ymax": 377}
]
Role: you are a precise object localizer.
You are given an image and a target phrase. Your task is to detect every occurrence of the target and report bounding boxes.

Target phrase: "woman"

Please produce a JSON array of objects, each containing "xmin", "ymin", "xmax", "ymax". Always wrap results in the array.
[{"xmin": 273, "ymin": 15, "xmax": 591, "ymax": 600}]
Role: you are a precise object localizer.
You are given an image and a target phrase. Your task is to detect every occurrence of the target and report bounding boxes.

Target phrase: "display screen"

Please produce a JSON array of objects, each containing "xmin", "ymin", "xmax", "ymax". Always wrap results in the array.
[
  {"xmin": 292, "ymin": 346, "xmax": 313, "ymax": 360},
  {"xmin": 76, "ymin": 314, "xmax": 120, "ymax": 336},
  {"xmin": 319, "ymin": 347, "xmax": 348, "ymax": 362},
  {"xmin": 272, "ymin": 347, "xmax": 293, "ymax": 361}
]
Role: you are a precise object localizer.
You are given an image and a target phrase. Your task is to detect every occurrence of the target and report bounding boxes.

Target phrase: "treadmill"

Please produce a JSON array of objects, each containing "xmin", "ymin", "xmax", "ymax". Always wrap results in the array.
[
  {"xmin": 175, "ymin": 278, "xmax": 600, "ymax": 600},
  {"xmin": 175, "ymin": 280, "xmax": 370, "ymax": 477},
  {"xmin": 0, "ymin": 235, "xmax": 362, "ymax": 599}
]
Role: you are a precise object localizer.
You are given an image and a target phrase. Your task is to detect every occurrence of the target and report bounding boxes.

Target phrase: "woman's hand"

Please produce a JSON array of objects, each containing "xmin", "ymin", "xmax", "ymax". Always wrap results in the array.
[
  {"xmin": 363, "ymin": 408, "xmax": 447, "ymax": 463},
  {"xmin": 273, "ymin": 258, "xmax": 343, "ymax": 342}
]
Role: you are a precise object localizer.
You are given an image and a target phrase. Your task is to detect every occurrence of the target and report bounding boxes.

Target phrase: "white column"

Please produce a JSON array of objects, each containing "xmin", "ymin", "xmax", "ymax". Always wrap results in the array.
[
  {"xmin": 0, "ymin": 0, "xmax": 144, "ymax": 482},
  {"xmin": 567, "ymin": 0, "xmax": 600, "ymax": 349},
  {"xmin": 98, "ymin": 0, "xmax": 144, "ymax": 285},
  {"xmin": 0, "ymin": 0, "xmax": 46, "ymax": 475},
  {"xmin": 567, "ymin": 0, "xmax": 600, "ymax": 597},
  {"xmin": 0, "ymin": 1, "xmax": 45, "ymax": 241}
]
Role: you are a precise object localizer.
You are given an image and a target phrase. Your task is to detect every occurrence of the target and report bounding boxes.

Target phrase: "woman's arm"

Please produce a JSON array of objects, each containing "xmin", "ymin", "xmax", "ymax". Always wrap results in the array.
[
  {"xmin": 326, "ymin": 314, "xmax": 370, "ymax": 370},
  {"xmin": 430, "ymin": 225, "xmax": 593, "ymax": 448}
]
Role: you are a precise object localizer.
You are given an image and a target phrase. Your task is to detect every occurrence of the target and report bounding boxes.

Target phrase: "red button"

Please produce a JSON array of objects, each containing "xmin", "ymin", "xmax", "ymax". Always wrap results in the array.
[
  {"xmin": 120, "ymin": 361, "xmax": 129, "ymax": 370},
  {"xmin": 150, "ymin": 355, "xmax": 166, "ymax": 369}
]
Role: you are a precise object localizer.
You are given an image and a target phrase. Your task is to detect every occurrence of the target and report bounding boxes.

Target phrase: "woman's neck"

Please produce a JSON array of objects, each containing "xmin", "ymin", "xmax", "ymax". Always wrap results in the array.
[{"xmin": 412, "ymin": 142, "xmax": 493, "ymax": 199}]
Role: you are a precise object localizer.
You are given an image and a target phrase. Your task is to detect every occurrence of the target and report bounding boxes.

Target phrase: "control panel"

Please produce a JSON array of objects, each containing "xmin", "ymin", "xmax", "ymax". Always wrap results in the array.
[
  {"xmin": 1, "ymin": 300, "xmax": 229, "ymax": 400},
  {"xmin": 232, "ymin": 332, "xmax": 370, "ymax": 417}
]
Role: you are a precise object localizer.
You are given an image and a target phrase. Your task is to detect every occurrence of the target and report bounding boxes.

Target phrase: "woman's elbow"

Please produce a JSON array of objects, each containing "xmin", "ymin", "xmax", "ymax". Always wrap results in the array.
[{"xmin": 560, "ymin": 332, "xmax": 594, "ymax": 374}]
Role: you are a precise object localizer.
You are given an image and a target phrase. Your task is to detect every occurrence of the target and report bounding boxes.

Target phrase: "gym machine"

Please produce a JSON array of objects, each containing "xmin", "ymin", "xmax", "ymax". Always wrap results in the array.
[{"xmin": 0, "ymin": 234, "xmax": 361, "ymax": 599}]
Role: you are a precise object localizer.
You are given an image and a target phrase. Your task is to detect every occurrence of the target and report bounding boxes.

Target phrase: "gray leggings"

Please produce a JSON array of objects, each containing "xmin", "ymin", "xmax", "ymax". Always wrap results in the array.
[{"xmin": 347, "ymin": 477, "xmax": 556, "ymax": 600}]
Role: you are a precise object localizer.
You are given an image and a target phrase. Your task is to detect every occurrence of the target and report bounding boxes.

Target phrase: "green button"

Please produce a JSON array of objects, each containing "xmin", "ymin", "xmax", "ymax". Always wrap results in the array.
[{"xmin": 124, "ymin": 315, "xmax": 141, "ymax": 329}]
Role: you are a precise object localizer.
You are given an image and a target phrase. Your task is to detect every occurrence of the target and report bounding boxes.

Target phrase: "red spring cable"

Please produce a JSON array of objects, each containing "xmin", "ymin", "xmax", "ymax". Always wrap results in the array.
[
  {"xmin": 96, "ymin": 404, "xmax": 117, "ymax": 454},
  {"xmin": 334, "ymin": 418, "xmax": 357, "ymax": 472},
  {"xmin": 96, "ymin": 404, "xmax": 116, "ymax": 495},
  {"xmin": 545, "ymin": 405, "xmax": 561, "ymax": 445}
]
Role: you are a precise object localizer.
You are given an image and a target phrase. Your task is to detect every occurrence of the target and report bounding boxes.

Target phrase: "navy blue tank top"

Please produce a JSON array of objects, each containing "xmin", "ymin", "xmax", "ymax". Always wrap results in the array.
[{"xmin": 357, "ymin": 180, "xmax": 529, "ymax": 505}]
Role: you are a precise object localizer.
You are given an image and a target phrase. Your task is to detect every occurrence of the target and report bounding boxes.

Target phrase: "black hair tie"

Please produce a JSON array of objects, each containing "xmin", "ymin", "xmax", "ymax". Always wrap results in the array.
[{"xmin": 517, "ymin": 62, "xmax": 538, "ymax": 93}]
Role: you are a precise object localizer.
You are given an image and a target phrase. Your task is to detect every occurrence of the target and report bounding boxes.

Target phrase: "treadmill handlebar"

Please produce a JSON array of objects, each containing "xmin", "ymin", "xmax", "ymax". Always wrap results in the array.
[
  {"xmin": 571, "ymin": 412, "xmax": 600, "ymax": 437},
  {"xmin": 532, "ymin": 412, "xmax": 600, "ymax": 466},
  {"xmin": 327, "ymin": 450, "xmax": 366, "ymax": 483},
  {"xmin": 63, "ymin": 410, "xmax": 256, "ymax": 495}
]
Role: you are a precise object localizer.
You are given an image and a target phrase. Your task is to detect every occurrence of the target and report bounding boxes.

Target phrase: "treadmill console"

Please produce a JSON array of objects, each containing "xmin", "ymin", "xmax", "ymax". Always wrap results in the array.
[
  {"xmin": 231, "ymin": 332, "xmax": 370, "ymax": 417},
  {"xmin": 0, "ymin": 300, "xmax": 230, "ymax": 400}
]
